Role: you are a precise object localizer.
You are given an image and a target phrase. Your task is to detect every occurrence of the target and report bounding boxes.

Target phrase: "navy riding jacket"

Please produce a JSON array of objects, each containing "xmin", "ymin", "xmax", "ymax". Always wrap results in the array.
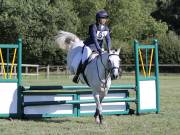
[{"xmin": 84, "ymin": 23, "xmax": 111, "ymax": 51}]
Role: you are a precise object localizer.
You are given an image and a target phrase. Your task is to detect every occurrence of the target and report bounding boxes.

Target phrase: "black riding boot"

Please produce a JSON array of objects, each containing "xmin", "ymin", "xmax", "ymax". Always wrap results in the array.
[
  {"xmin": 73, "ymin": 62, "xmax": 83, "ymax": 83},
  {"xmin": 73, "ymin": 59, "xmax": 89, "ymax": 83}
]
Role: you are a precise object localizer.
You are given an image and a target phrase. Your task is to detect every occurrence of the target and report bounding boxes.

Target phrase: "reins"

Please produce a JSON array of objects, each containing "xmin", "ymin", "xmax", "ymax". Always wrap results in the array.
[
  {"xmin": 84, "ymin": 52, "xmax": 120, "ymax": 89},
  {"xmin": 96, "ymin": 55, "xmax": 110, "ymax": 89},
  {"xmin": 96, "ymin": 53, "xmax": 120, "ymax": 90}
]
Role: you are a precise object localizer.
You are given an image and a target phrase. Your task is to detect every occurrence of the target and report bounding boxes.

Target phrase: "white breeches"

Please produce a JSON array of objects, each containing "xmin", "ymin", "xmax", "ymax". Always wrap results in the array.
[{"xmin": 82, "ymin": 46, "xmax": 92, "ymax": 63}]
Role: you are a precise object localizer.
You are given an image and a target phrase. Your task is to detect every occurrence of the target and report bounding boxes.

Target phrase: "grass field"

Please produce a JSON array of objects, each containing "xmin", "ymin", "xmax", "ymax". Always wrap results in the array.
[{"xmin": 0, "ymin": 74, "xmax": 180, "ymax": 135}]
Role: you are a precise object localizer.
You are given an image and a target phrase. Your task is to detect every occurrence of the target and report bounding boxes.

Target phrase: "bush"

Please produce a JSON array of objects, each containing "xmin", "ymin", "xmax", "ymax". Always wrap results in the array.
[
  {"xmin": 0, "ymin": 0, "xmax": 80, "ymax": 65},
  {"xmin": 111, "ymin": 39, "xmax": 134, "ymax": 71},
  {"xmin": 158, "ymin": 31, "xmax": 180, "ymax": 72},
  {"xmin": 112, "ymin": 32, "xmax": 180, "ymax": 72},
  {"xmin": 159, "ymin": 31, "xmax": 180, "ymax": 64}
]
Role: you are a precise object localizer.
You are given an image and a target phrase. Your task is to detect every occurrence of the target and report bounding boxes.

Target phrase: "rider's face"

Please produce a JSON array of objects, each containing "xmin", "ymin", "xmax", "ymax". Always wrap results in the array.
[{"xmin": 99, "ymin": 18, "xmax": 107, "ymax": 25}]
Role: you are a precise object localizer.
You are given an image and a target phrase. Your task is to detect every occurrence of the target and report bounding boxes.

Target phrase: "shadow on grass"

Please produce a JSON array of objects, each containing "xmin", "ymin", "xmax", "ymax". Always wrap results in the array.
[
  {"xmin": 21, "ymin": 118, "xmax": 72, "ymax": 124},
  {"xmin": 20, "ymin": 117, "xmax": 90, "ymax": 124}
]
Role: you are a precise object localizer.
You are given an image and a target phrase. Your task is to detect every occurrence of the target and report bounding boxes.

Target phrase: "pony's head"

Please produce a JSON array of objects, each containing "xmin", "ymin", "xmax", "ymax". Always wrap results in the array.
[{"xmin": 108, "ymin": 49, "xmax": 122, "ymax": 80}]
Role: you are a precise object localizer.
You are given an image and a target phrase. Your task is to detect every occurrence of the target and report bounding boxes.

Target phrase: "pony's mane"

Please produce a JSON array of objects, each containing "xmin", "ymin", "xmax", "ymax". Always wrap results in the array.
[{"xmin": 55, "ymin": 31, "xmax": 80, "ymax": 50}]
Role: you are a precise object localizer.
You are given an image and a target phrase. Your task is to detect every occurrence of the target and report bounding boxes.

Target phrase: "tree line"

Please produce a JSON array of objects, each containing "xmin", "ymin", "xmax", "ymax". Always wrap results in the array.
[{"xmin": 0, "ymin": 0, "xmax": 179, "ymax": 67}]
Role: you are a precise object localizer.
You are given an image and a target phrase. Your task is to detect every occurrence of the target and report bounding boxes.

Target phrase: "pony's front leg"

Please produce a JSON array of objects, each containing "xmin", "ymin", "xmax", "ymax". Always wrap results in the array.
[
  {"xmin": 93, "ymin": 93, "xmax": 102, "ymax": 124},
  {"xmin": 99, "ymin": 96, "xmax": 105, "ymax": 121},
  {"xmin": 99, "ymin": 88, "xmax": 109, "ymax": 123}
]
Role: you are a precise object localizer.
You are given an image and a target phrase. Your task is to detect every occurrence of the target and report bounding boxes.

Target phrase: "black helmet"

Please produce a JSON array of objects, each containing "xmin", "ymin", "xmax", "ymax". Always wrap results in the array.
[{"xmin": 96, "ymin": 10, "xmax": 109, "ymax": 20}]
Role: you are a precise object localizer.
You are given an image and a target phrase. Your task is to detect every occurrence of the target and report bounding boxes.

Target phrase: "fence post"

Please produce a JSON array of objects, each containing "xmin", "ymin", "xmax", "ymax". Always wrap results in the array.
[
  {"xmin": 36, "ymin": 65, "xmax": 39, "ymax": 80},
  {"xmin": 57, "ymin": 66, "xmax": 60, "ymax": 73},
  {"xmin": 46, "ymin": 65, "xmax": 49, "ymax": 79},
  {"xmin": 25, "ymin": 66, "xmax": 28, "ymax": 75}
]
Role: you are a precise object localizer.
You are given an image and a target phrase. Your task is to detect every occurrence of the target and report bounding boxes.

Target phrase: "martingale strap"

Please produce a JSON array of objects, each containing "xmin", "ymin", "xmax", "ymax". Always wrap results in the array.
[{"xmin": 82, "ymin": 72, "xmax": 90, "ymax": 86}]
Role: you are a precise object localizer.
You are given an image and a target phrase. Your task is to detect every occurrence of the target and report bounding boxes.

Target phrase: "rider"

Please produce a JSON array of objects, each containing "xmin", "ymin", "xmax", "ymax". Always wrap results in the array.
[{"xmin": 73, "ymin": 10, "xmax": 111, "ymax": 83}]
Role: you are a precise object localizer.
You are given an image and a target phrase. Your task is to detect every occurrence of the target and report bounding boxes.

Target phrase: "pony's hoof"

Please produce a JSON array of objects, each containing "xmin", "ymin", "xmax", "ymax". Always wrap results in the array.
[{"xmin": 95, "ymin": 117, "xmax": 100, "ymax": 124}]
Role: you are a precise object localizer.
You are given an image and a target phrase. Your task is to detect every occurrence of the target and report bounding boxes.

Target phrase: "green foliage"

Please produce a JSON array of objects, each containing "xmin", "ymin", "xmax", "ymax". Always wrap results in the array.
[
  {"xmin": 152, "ymin": 0, "xmax": 180, "ymax": 34},
  {"xmin": 159, "ymin": 31, "xmax": 180, "ymax": 64},
  {"xmin": 106, "ymin": 0, "xmax": 168, "ymax": 41},
  {"xmin": 73, "ymin": 0, "xmax": 106, "ymax": 38},
  {"xmin": 1, "ymin": 0, "xmax": 179, "ymax": 67},
  {"xmin": 0, "ymin": 0, "xmax": 80, "ymax": 65},
  {"xmin": 111, "ymin": 39, "xmax": 134, "ymax": 64}
]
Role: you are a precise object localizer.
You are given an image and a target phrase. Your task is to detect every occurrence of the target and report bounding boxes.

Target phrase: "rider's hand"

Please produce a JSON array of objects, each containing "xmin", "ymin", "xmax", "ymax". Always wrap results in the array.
[{"xmin": 97, "ymin": 49, "xmax": 102, "ymax": 54}]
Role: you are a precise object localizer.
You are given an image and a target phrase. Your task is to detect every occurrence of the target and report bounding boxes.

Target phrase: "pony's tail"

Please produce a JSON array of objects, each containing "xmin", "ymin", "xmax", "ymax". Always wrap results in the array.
[{"xmin": 55, "ymin": 31, "xmax": 80, "ymax": 50}]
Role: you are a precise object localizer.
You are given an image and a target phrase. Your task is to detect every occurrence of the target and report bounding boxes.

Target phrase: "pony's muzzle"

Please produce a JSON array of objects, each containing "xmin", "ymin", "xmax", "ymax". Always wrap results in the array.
[
  {"xmin": 112, "ymin": 74, "xmax": 118, "ymax": 80},
  {"xmin": 111, "ymin": 68, "xmax": 119, "ymax": 80}
]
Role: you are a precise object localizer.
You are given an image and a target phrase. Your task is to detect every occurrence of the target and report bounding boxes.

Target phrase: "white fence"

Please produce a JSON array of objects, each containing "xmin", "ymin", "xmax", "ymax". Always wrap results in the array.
[
  {"xmin": 0, "ymin": 63, "xmax": 67, "ymax": 79},
  {"xmin": 1, "ymin": 63, "xmax": 180, "ymax": 79}
]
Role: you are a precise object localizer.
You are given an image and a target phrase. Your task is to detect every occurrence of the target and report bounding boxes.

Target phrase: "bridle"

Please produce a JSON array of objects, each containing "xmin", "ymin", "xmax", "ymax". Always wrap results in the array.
[
  {"xmin": 96, "ymin": 53, "xmax": 120, "ymax": 89},
  {"xmin": 107, "ymin": 54, "xmax": 120, "ymax": 74}
]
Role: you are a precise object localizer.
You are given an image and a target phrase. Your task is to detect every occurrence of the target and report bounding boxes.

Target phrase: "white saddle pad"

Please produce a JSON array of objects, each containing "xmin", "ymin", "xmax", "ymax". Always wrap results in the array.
[{"xmin": 70, "ymin": 52, "xmax": 82, "ymax": 74}]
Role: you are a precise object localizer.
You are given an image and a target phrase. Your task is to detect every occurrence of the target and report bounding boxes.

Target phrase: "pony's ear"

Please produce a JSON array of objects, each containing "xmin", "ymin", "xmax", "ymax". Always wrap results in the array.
[{"xmin": 117, "ymin": 48, "xmax": 121, "ymax": 54}]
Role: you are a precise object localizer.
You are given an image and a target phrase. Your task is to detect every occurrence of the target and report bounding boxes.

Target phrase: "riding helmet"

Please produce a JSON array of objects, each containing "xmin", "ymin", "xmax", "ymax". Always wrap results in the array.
[{"xmin": 96, "ymin": 10, "xmax": 109, "ymax": 20}]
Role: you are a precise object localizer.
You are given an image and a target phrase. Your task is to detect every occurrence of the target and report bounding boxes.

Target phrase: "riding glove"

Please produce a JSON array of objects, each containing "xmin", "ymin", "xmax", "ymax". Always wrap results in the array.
[{"xmin": 97, "ymin": 49, "xmax": 102, "ymax": 54}]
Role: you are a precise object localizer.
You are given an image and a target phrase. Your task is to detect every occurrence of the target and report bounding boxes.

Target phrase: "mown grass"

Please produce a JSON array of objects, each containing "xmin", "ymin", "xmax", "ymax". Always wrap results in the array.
[{"xmin": 0, "ymin": 74, "xmax": 180, "ymax": 135}]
